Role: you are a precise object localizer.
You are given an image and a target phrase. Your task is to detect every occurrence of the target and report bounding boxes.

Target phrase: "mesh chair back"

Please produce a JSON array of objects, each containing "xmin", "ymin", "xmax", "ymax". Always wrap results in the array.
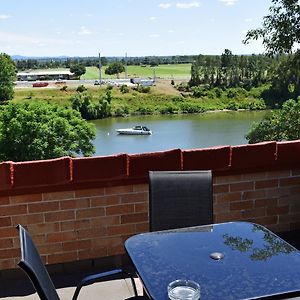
[
  {"xmin": 149, "ymin": 170, "xmax": 213, "ymax": 231},
  {"xmin": 17, "ymin": 225, "xmax": 60, "ymax": 300}
]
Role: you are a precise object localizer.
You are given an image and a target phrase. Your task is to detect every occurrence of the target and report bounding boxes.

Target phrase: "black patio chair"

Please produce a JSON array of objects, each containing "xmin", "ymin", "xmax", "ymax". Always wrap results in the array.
[
  {"xmin": 16, "ymin": 224, "xmax": 140, "ymax": 300},
  {"xmin": 149, "ymin": 170, "xmax": 213, "ymax": 231}
]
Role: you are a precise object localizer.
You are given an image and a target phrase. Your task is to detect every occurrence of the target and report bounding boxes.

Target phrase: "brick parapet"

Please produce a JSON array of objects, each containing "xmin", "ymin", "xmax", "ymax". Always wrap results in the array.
[{"xmin": 0, "ymin": 141, "xmax": 300, "ymax": 271}]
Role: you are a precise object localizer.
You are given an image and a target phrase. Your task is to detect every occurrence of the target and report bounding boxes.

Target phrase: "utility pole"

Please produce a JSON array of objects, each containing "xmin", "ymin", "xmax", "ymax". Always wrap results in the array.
[
  {"xmin": 98, "ymin": 52, "xmax": 102, "ymax": 85},
  {"xmin": 125, "ymin": 52, "xmax": 128, "ymax": 79}
]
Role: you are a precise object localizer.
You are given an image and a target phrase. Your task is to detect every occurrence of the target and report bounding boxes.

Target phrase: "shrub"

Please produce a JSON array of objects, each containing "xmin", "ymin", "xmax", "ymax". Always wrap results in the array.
[
  {"xmin": 76, "ymin": 85, "xmax": 87, "ymax": 92},
  {"xmin": 120, "ymin": 84, "xmax": 129, "ymax": 93}
]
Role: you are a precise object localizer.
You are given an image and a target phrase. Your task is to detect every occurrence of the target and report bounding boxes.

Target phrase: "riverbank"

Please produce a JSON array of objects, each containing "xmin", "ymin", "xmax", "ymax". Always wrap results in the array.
[{"xmin": 12, "ymin": 80, "xmax": 268, "ymax": 118}]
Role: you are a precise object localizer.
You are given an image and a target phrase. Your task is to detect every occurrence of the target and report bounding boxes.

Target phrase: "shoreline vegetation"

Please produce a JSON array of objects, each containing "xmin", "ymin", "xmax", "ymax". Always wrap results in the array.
[{"xmin": 13, "ymin": 68, "xmax": 268, "ymax": 119}]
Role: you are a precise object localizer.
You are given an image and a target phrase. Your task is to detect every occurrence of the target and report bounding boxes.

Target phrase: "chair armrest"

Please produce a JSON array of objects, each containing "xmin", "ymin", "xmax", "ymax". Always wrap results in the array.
[{"xmin": 72, "ymin": 269, "xmax": 138, "ymax": 300}]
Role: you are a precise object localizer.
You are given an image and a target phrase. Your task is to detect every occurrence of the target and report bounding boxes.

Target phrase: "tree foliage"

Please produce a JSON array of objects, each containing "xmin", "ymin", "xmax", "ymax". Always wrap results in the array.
[
  {"xmin": 243, "ymin": 0, "xmax": 300, "ymax": 55},
  {"xmin": 70, "ymin": 90, "xmax": 112, "ymax": 120},
  {"xmin": 70, "ymin": 63, "xmax": 86, "ymax": 78},
  {"xmin": 246, "ymin": 98, "xmax": 300, "ymax": 143},
  {"xmin": 0, "ymin": 102, "xmax": 96, "ymax": 162},
  {"xmin": 0, "ymin": 53, "xmax": 16, "ymax": 102},
  {"xmin": 105, "ymin": 61, "xmax": 125, "ymax": 78}
]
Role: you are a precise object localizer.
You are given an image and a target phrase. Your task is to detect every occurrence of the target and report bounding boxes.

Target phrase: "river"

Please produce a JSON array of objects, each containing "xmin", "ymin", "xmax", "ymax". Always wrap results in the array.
[{"xmin": 91, "ymin": 110, "xmax": 267, "ymax": 156}]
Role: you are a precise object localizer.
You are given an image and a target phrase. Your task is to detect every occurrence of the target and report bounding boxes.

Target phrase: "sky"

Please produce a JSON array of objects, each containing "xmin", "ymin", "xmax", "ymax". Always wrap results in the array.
[{"xmin": 0, "ymin": 0, "xmax": 272, "ymax": 58}]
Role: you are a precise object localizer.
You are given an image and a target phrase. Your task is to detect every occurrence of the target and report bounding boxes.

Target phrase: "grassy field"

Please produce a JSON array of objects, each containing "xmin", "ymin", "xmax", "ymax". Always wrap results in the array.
[{"xmin": 81, "ymin": 64, "xmax": 191, "ymax": 80}]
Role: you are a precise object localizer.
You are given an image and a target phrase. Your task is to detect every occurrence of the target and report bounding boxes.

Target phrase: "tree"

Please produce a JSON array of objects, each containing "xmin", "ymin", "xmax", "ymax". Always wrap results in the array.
[
  {"xmin": 0, "ymin": 53, "xmax": 16, "ymax": 102},
  {"xmin": 243, "ymin": 0, "xmax": 300, "ymax": 55},
  {"xmin": 70, "ymin": 64, "xmax": 86, "ymax": 78},
  {"xmin": 0, "ymin": 102, "xmax": 96, "ymax": 162},
  {"xmin": 246, "ymin": 98, "xmax": 300, "ymax": 143},
  {"xmin": 105, "ymin": 61, "xmax": 125, "ymax": 78}
]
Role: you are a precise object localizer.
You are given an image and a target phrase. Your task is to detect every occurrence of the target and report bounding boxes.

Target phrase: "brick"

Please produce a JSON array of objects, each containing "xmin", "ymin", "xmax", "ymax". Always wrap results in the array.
[
  {"xmin": 279, "ymin": 213, "xmax": 300, "ymax": 223},
  {"xmin": 213, "ymin": 202, "xmax": 230, "ymax": 214},
  {"xmin": 276, "ymin": 141, "xmax": 300, "ymax": 166},
  {"xmin": 230, "ymin": 201, "xmax": 253, "ymax": 211},
  {"xmin": 280, "ymin": 177, "xmax": 300, "ymax": 187},
  {"xmin": 254, "ymin": 198, "xmax": 278, "ymax": 208},
  {"xmin": 214, "ymin": 211, "xmax": 242, "ymax": 223},
  {"xmin": 255, "ymin": 179, "xmax": 279, "ymax": 190},
  {"xmin": 63, "ymin": 240, "xmax": 91, "ymax": 252},
  {"xmin": 61, "ymin": 219, "xmax": 90, "ymax": 231},
  {"xmin": 29, "ymin": 201, "xmax": 59, "ymax": 213},
  {"xmin": 78, "ymin": 248, "xmax": 107, "ymax": 260},
  {"xmin": 0, "ymin": 248, "xmax": 19, "ymax": 259},
  {"xmin": 215, "ymin": 174, "xmax": 243, "ymax": 184},
  {"xmin": 10, "ymin": 193, "xmax": 42, "ymax": 204},
  {"xmin": 253, "ymin": 216, "xmax": 278, "ymax": 225},
  {"xmin": 12, "ymin": 214, "xmax": 44, "ymax": 226},
  {"xmin": 0, "ymin": 259, "xmax": 15, "ymax": 270},
  {"xmin": 76, "ymin": 207, "xmax": 105, "ymax": 219},
  {"xmin": 47, "ymin": 251, "xmax": 78, "ymax": 264},
  {"xmin": 135, "ymin": 202, "xmax": 148, "ymax": 213},
  {"xmin": 268, "ymin": 223, "xmax": 290, "ymax": 233},
  {"xmin": 91, "ymin": 236, "xmax": 123, "ymax": 248},
  {"xmin": 0, "ymin": 217, "xmax": 11, "ymax": 227},
  {"xmin": 135, "ymin": 222, "xmax": 149, "ymax": 233},
  {"xmin": 266, "ymin": 170, "xmax": 290, "ymax": 179},
  {"xmin": 266, "ymin": 206, "xmax": 289, "ymax": 216},
  {"xmin": 215, "ymin": 192, "xmax": 241, "ymax": 204},
  {"xmin": 107, "ymin": 224, "xmax": 136, "ymax": 236},
  {"xmin": 45, "ymin": 211, "xmax": 75, "ymax": 222},
  {"xmin": 77, "ymin": 227, "xmax": 106, "ymax": 239},
  {"xmin": 121, "ymin": 192, "xmax": 148, "ymax": 204},
  {"xmin": 75, "ymin": 188, "xmax": 105, "ymax": 198},
  {"xmin": 0, "ymin": 238, "xmax": 13, "ymax": 249},
  {"xmin": 90, "ymin": 216, "xmax": 120, "ymax": 227},
  {"xmin": 266, "ymin": 187, "xmax": 290, "ymax": 198},
  {"xmin": 90, "ymin": 195, "xmax": 120, "ymax": 207},
  {"xmin": 213, "ymin": 184, "xmax": 229, "ymax": 194},
  {"xmin": 43, "ymin": 191, "xmax": 74, "ymax": 201},
  {"xmin": 242, "ymin": 172, "xmax": 267, "ymax": 181},
  {"xmin": 39, "ymin": 243, "xmax": 63, "ymax": 255},
  {"xmin": 106, "ymin": 204, "xmax": 134, "ymax": 216},
  {"xmin": 105, "ymin": 185, "xmax": 133, "ymax": 196},
  {"xmin": 0, "ymin": 197, "xmax": 9, "ymax": 205},
  {"xmin": 107, "ymin": 244, "xmax": 124, "ymax": 256},
  {"xmin": 121, "ymin": 213, "xmax": 148, "ymax": 224},
  {"xmin": 230, "ymin": 181, "xmax": 254, "ymax": 192},
  {"xmin": 0, "ymin": 205, "xmax": 27, "ymax": 217},
  {"xmin": 242, "ymin": 190, "xmax": 266, "ymax": 200},
  {"xmin": 0, "ymin": 227, "xmax": 17, "ymax": 238},
  {"xmin": 28, "ymin": 223, "xmax": 59, "ymax": 235},
  {"xmin": 60, "ymin": 198, "xmax": 90, "ymax": 210},
  {"xmin": 47, "ymin": 231, "xmax": 77, "ymax": 243},
  {"xmin": 133, "ymin": 184, "xmax": 149, "ymax": 192},
  {"xmin": 240, "ymin": 208, "xmax": 266, "ymax": 219}
]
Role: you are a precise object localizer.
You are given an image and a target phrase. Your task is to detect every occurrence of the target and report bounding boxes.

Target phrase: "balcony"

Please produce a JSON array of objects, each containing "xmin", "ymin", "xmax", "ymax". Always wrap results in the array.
[{"xmin": 0, "ymin": 141, "xmax": 300, "ymax": 298}]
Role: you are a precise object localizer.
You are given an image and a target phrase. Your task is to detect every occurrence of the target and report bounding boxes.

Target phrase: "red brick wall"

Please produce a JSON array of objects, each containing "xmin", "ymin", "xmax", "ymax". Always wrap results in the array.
[{"xmin": 0, "ymin": 141, "xmax": 300, "ymax": 271}]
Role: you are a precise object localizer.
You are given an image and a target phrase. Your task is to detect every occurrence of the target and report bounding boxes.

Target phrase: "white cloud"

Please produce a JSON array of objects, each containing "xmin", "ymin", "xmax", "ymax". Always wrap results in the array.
[
  {"xmin": 78, "ymin": 26, "xmax": 92, "ymax": 35},
  {"xmin": 159, "ymin": 3, "xmax": 172, "ymax": 9},
  {"xmin": 149, "ymin": 16, "xmax": 156, "ymax": 21},
  {"xmin": 219, "ymin": 0, "xmax": 237, "ymax": 6},
  {"xmin": 168, "ymin": 29, "xmax": 175, "ymax": 33},
  {"xmin": 176, "ymin": 2, "xmax": 200, "ymax": 8},
  {"xmin": 0, "ymin": 14, "xmax": 11, "ymax": 20}
]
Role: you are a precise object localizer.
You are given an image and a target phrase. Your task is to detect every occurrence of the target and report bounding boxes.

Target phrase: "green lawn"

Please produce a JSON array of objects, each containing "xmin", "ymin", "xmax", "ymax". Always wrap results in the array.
[{"xmin": 81, "ymin": 64, "xmax": 191, "ymax": 80}]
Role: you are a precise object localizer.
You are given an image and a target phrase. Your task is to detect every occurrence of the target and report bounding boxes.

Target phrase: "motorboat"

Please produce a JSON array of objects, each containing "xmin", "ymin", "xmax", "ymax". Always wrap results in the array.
[{"xmin": 116, "ymin": 125, "xmax": 152, "ymax": 135}]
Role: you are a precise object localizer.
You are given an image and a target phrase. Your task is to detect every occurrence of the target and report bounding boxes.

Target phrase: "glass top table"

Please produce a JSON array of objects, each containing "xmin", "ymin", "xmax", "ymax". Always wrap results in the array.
[{"xmin": 125, "ymin": 222, "xmax": 300, "ymax": 300}]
